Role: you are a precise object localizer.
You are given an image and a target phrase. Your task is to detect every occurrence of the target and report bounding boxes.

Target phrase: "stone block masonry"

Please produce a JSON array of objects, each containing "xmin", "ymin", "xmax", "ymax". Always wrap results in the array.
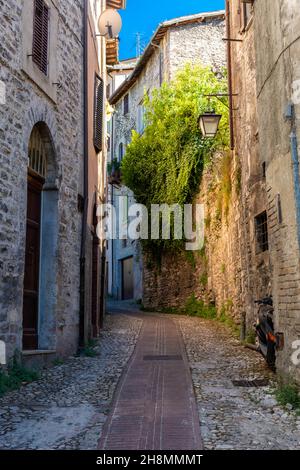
[{"xmin": 0, "ymin": 0, "xmax": 84, "ymax": 361}]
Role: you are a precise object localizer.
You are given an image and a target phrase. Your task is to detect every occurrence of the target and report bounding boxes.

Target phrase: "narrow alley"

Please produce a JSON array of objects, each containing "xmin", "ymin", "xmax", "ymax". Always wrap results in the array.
[
  {"xmin": 0, "ymin": 304, "xmax": 299, "ymax": 450},
  {"xmin": 1, "ymin": 0, "xmax": 300, "ymax": 459}
]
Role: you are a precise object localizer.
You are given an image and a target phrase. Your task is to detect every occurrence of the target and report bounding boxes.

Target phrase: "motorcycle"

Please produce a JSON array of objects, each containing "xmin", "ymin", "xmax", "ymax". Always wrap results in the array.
[{"xmin": 254, "ymin": 297, "xmax": 276, "ymax": 369}]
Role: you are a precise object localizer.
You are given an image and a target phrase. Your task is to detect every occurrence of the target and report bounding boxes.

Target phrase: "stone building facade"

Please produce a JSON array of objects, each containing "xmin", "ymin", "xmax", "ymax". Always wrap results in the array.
[
  {"xmin": 142, "ymin": 1, "xmax": 300, "ymax": 384},
  {"xmin": 252, "ymin": 0, "xmax": 300, "ymax": 382},
  {"xmin": 0, "ymin": 0, "xmax": 123, "ymax": 365},
  {"xmin": 108, "ymin": 11, "xmax": 226, "ymax": 302},
  {"xmin": 0, "ymin": 0, "xmax": 84, "ymax": 364}
]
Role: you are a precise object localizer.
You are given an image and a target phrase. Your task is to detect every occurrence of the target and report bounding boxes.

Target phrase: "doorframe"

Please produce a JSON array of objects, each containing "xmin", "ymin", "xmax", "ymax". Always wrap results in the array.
[
  {"xmin": 121, "ymin": 255, "xmax": 134, "ymax": 301},
  {"xmin": 23, "ymin": 168, "xmax": 45, "ymax": 350}
]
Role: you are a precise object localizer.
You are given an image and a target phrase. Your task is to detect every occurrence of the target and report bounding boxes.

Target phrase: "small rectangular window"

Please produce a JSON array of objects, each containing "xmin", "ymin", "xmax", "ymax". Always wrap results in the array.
[
  {"xmin": 94, "ymin": 74, "xmax": 104, "ymax": 152},
  {"xmin": 32, "ymin": 0, "xmax": 49, "ymax": 75},
  {"xmin": 241, "ymin": 1, "xmax": 253, "ymax": 30},
  {"xmin": 255, "ymin": 211, "xmax": 269, "ymax": 253},
  {"xmin": 124, "ymin": 94, "xmax": 129, "ymax": 115}
]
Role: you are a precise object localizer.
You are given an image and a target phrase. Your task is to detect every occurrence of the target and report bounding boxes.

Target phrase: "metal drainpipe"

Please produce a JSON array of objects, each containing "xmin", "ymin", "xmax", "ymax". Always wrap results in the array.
[
  {"xmin": 226, "ymin": 0, "xmax": 235, "ymax": 150},
  {"xmin": 79, "ymin": 0, "xmax": 89, "ymax": 348},
  {"xmin": 290, "ymin": 105, "xmax": 300, "ymax": 249}
]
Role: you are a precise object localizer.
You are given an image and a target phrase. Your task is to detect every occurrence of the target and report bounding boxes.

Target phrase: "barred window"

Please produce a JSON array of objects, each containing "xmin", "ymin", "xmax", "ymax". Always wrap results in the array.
[
  {"xmin": 255, "ymin": 211, "xmax": 269, "ymax": 253},
  {"xmin": 32, "ymin": 0, "xmax": 49, "ymax": 75}
]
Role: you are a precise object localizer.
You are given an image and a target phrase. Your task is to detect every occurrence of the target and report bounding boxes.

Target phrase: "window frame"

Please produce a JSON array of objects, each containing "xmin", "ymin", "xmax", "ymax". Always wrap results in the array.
[
  {"xmin": 240, "ymin": 0, "xmax": 254, "ymax": 32},
  {"xmin": 118, "ymin": 142, "xmax": 124, "ymax": 161},
  {"xmin": 255, "ymin": 211, "xmax": 269, "ymax": 254},
  {"xmin": 32, "ymin": 0, "xmax": 50, "ymax": 76},
  {"xmin": 93, "ymin": 74, "xmax": 104, "ymax": 153},
  {"xmin": 123, "ymin": 93, "xmax": 129, "ymax": 115}
]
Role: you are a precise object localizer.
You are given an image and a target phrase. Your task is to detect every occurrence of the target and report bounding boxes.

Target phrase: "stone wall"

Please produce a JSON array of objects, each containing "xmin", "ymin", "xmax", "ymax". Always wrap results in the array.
[
  {"xmin": 254, "ymin": 0, "xmax": 300, "ymax": 383},
  {"xmin": 142, "ymin": 154, "xmax": 243, "ymax": 324},
  {"xmin": 143, "ymin": 3, "xmax": 271, "ymax": 339},
  {"xmin": 110, "ymin": 13, "xmax": 226, "ymax": 304},
  {"xmin": 167, "ymin": 17, "xmax": 226, "ymax": 79},
  {"xmin": 0, "ymin": 0, "xmax": 84, "ymax": 361}
]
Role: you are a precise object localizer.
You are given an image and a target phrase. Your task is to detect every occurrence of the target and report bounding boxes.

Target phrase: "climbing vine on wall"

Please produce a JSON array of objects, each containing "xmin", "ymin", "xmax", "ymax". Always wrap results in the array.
[{"xmin": 121, "ymin": 64, "xmax": 230, "ymax": 253}]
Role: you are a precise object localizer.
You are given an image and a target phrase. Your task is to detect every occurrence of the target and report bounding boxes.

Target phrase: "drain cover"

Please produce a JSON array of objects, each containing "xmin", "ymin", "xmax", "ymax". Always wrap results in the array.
[
  {"xmin": 232, "ymin": 379, "xmax": 269, "ymax": 388},
  {"xmin": 143, "ymin": 355, "xmax": 183, "ymax": 361}
]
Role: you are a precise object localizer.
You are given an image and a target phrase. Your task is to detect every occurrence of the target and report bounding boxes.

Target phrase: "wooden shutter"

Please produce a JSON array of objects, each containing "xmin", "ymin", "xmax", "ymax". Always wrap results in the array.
[
  {"xmin": 32, "ymin": 0, "xmax": 49, "ymax": 75},
  {"xmin": 94, "ymin": 75, "xmax": 104, "ymax": 152}
]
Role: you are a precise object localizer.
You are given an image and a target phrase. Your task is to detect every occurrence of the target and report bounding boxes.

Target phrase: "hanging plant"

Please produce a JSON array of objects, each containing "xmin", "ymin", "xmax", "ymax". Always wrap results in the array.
[{"xmin": 121, "ymin": 64, "xmax": 230, "ymax": 254}]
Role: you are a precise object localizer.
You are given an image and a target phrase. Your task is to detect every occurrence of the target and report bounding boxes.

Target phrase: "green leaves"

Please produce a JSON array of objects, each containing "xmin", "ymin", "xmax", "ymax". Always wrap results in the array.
[{"xmin": 121, "ymin": 64, "xmax": 229, "ymax": 253}]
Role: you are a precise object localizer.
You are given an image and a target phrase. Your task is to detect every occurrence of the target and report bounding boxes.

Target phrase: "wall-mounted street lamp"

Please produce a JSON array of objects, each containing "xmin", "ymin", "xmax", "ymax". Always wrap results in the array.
[
  {"xmin": 97, "ymin": 9, "xmax": 122, "ymax": 39},
  {"xmin": 199, "ymin": 93, "xmax": 238, "ymax": 139},
  {"xmin": 198, "ymin": 112, "xmax": 222, "ymax": 138}
]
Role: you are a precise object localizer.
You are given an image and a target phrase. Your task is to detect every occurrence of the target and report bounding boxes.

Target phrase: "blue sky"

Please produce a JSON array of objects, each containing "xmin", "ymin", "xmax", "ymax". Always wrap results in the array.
[{"xmin": 119, "ymin": 0, "xmax": 225, "ymax": 60}]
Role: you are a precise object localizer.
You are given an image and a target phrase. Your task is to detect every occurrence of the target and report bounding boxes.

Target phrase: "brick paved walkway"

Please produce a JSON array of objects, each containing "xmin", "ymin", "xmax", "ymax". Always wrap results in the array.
[{"xmin": 98, "ymin": 314, "xmax": 203, "ymax": 451}]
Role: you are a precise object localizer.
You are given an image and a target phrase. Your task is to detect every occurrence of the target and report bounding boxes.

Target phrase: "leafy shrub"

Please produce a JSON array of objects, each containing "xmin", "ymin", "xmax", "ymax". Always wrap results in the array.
[
  {"xmin": 185, "ymin": 294, "xmax": 217, "ymax": 319},
  {"xmin": 0, "ymin": 360, "xmax": 39, "ymax": 397},
  {"xmin": 121, "ymin": 64, "xmax": 229, "ymax": 254},
  {"xmin": 275, "ymin": 382, "xmax": 300, "ymax": 410}
]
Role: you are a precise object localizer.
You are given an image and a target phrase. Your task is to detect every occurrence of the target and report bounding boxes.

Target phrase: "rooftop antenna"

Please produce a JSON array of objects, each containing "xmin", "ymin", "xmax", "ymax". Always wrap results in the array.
[{"xmin": 136, "ymin": 32, "xmax": 141, "ymax": 58}]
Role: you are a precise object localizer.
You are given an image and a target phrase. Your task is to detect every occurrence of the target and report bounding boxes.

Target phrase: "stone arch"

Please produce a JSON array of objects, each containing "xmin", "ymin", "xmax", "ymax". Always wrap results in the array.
[
  {"xmin": 24, "ymin": 119, "xmax": 60, "ymax": 351},
  {"xmin": 23, "ymin": 101, "xmax": 62, "ymax": 185}
]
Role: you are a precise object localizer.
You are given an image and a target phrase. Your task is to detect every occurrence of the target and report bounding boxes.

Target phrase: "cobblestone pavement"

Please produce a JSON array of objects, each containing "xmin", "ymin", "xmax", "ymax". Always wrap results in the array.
[
  {"xmin": 0, "ymin": 314, "xmax": 142, "ymax": 450},
  {"xmin": 173, "ymin": 315, "xmax": 300, "ymax": 450},
  {"xmin": 1, "ymin": 310, "xmax": 300, "ymax": 450}
]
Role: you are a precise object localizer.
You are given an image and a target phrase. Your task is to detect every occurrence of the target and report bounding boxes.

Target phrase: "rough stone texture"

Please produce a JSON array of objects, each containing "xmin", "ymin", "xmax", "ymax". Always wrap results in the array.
[
  {"xmin": 253, "ymin": 0, "xmax": 300, "ymax": 384},
  {"xmin": 0, "ymin": 0, "xmax": 84, "ymax": 360},
  {"xmin": 0, "ymin": 313, "xmax": 142, "ymax": 450},
  {"xmin": 174, "ymin": 315, "xmax": 300, "ymax": 450},
  {"xmin": 168, "ymin": 18, "xmax": 226, "ymax": 80}
]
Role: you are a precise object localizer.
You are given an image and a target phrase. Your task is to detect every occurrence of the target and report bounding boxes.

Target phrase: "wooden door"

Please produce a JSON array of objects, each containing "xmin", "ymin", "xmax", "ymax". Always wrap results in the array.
[
  {"xmin": 91, "ymin": 233, "xmax": 99, "ymax": 337},
  {"xmin": 122, "ymin": 257, "xmax": 134, "ymax": 300},
  {"xmin": 23, "ymin": 172, "xmax": 43, "ymax": 350}
]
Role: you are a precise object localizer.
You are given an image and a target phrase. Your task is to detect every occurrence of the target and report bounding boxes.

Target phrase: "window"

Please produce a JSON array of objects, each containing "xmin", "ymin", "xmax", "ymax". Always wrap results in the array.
[
  {"xmin": 124, "ymin": 94, "xmax": 129, "ymax": 115},
  {"xmin": 119, "ymin": 142, "xmax": 124, "ymax": 161},
  {"xmin": 32, "ymin": 0, "xmax": 49, "ymax": 75},
  {"xmin": 137, "ymin": 101, "xmax": 146, "ymax": 134},
  {"xmin": 255, "ymin": 211, "xmax": 269, "ymax": 253},
  {"xmin": 94, "ymin": 74, "xmax": 104, "ymax": 152},
  {"xmin": 28, "ymin": 126, "xmax": 47, "ymax": 178},
  {"xmin": 241, "ymin": 1, "xmax": 253, "ymax": 31}
]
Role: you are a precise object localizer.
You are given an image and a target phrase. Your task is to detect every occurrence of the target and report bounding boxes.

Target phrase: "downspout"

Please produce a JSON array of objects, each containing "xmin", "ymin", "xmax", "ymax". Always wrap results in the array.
[
  {"xmin": 226, "ymin": 0, "xmax": 235, "ymax": 150},
  {"xmin": 79, "ymin": 0, "xmax": 89, "ymax": 347},
  {"xmin": 290, "ymin": 105, "xmax": 300, "ymax": 249}
]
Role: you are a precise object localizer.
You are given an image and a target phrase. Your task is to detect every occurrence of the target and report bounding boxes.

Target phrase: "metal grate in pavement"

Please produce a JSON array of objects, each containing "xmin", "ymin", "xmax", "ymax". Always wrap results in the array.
[
  {"xmin": 143, "ymin": 355, "xmax": 183, "ymax": 361},
  {"xmin": 232, "ymin": 378, "xmax": 269, "ymax": 387}
]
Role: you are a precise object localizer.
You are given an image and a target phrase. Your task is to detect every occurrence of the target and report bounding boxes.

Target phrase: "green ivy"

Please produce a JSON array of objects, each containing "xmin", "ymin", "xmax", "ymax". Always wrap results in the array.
[{"xmin": 121, "ymin": 64, "xmax": 229, "ymax": 253}]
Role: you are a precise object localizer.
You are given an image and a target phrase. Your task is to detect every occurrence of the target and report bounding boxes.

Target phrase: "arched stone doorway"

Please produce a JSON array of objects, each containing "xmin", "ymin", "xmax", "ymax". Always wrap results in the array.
[{"xmin": 23, "ymin": 123, "xmax": 59, "ymax": 351}]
